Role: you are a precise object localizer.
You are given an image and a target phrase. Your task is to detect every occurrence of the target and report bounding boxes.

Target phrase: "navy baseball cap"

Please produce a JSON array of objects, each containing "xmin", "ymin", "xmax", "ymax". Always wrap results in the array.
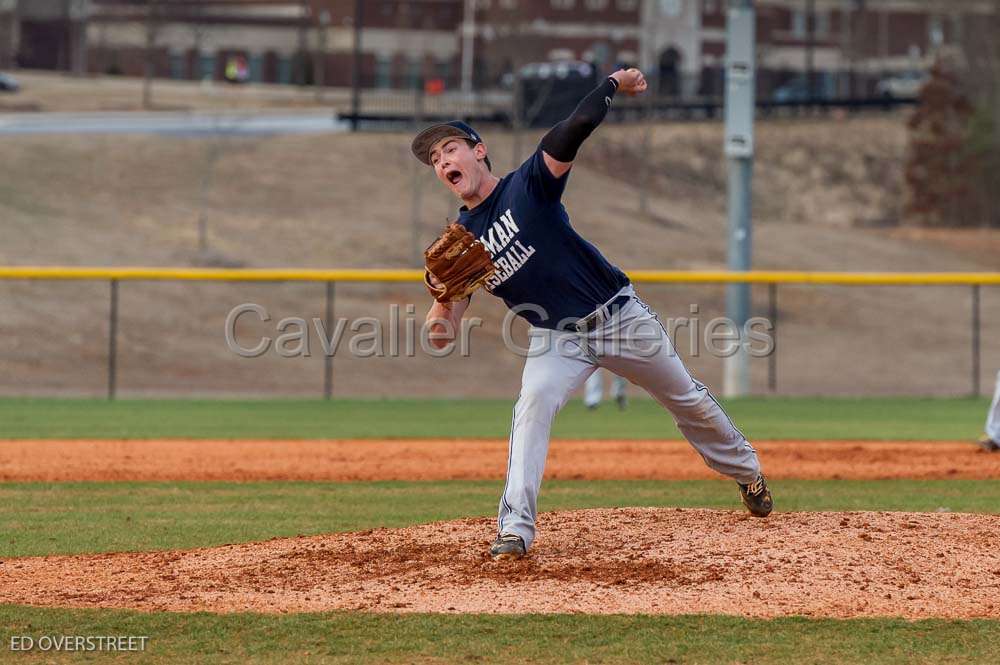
[{"xmin": 411, "ymin": 120, "xmax": 492, "ymax": 171}]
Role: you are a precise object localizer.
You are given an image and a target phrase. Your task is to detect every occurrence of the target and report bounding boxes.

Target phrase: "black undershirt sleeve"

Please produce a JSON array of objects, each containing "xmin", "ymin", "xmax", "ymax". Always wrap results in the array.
[{"xmin": 539, "ymin": 76, "xmax": 619, "ymax": 163}]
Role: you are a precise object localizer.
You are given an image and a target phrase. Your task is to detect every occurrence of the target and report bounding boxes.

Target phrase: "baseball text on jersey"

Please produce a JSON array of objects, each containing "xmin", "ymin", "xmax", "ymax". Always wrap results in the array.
[{"xmin": 479, "ymin": 209, "xmax": 537, "ymax": 290}]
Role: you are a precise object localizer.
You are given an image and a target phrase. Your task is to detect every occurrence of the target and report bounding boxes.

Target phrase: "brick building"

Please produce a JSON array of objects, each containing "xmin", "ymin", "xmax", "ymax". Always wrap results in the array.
[
  {"xmin": 713, "ymin": 0, "xmax": 981, "ymax": 96},
  {"xmin": 0, "ymin": 0, "xmax": 992, "ymax": 95},
  {"xmin": 3, "ymin": 0, "xmax": 90, "ymax": 72},
  {"xmin": 84, "ymin": 0, "xmax": 465, "ymax": 88}
]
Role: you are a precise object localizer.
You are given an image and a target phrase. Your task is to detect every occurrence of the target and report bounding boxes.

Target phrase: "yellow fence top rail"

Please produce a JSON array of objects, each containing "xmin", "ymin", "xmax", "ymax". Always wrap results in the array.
[
  {"xmin": 0, "ymin": 266, "xmax": 998, "ymax": 285},
  {"xmin": 0, "ymin": 267, "xmax": 424, "ymax": 282}
]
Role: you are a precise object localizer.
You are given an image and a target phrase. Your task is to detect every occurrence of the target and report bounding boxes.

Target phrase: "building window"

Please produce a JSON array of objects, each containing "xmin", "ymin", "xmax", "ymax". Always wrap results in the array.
[
  {"xmin": 434, "ymin": 59, "xmax": 452, "ymax": 85},
  {"xmin": 658, "ymin": 0, "xmax": 681, "ymax": 16},
  {"xmin": 552, "ymin": 0, "xmax": 574, "ymax": 9},
  {"xmin": 616, "ymin": 0, "xmax": 637, "ymax": 10},
  {"xmin": 950, "ymin": 13, "xmax": 963, "ymax": 44},
  {"xmin": 248, "ymin": 54, "xmax": 263, "ymax": 83},
  {"xmin": 703, "ymin": 0, "xmax": 719, "ymax": 14},
  {"xmin": 375, "ymin": 54, "xmax": 392, "ymax": 89},
  {"xmin": 198, "ymin": 54, "xmax": 216, "ymax": 81},
  {"xmin": 168, "ymin": 51, "xmax": 185, "ymax": 80},
  {"xmin": 407, "ymin": 57, "xmax": 422, "ymax": 90},
  {"xmin": 791, "ymin": 10, "xmax": 806, "ymax": 38},
  {"xmin": 929, "ymin": 14, "xmax": 944, "ymax": 47},
  {"xmin": 277, "ymin": 56, "xmax": 292, "ymax": 84},
  {"xmin": 815, "ymin": 10, "xmax": 830, "ymax": 37},
  {"xmin": 586, "ymin": 0, "xmax": 608, "ymax": 9}
]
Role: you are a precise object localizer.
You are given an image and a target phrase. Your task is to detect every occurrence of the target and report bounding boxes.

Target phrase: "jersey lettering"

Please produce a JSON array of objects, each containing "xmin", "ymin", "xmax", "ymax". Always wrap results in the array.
[{"xmin": 479, "ymin": 209, "xmax": 537, "ymax": 290}]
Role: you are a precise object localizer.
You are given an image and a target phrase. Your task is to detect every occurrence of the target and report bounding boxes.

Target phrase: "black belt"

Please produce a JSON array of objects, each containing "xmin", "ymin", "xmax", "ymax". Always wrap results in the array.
[{"xmin": 559, "ymin": 294, "xmax": 632, "ymax": 333}]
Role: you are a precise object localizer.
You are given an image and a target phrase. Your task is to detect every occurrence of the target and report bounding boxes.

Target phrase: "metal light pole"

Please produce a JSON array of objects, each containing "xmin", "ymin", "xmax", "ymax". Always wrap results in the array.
[
  {"xmin": 69, "ymin": 0, "xmax": 90, "ymax": 76},
  {"xmin": 350, "ymin": 0, "xmax": 364, "ymax": 131},
  {"xmin": 142, "ymin": 0, "xmax": 158, "ymax": 110},
  {"xmin": 722, "ymin": 0, "xmax": 755, "ymax": 397},
  {"xmin": 461, "ymin": 0, "xmax": 475, "ymax": 99},
  {"xmin": 315, "ymin": 9, "xmax": 330, "ymax": 101},
  {"xmin": 805, "ymin": 0, "xmax": 816, "ymax": 99},
  {"xmin": 840, "ymin": 0, "xmax": 854, "ymax": 98},
  {"xmin": 296, "ymin": 0, "xmax": 309, "ymax": 85}
]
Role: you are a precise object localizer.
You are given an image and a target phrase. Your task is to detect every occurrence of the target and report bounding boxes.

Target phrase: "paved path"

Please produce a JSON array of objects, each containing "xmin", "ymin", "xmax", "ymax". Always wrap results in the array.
[{"xmin": 0, "ymin": 111, "xmax": 348, "ymax": 135}]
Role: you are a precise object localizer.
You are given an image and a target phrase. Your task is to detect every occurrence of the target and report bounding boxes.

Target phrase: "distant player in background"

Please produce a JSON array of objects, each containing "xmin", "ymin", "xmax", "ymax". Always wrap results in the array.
[
  {"xmin": 980, "ymin": 370, "xmax": 1000, "ymax": 452},
  {"xmin": 584, "ymin": 370, "xmax": 628, "ymax": 410}
]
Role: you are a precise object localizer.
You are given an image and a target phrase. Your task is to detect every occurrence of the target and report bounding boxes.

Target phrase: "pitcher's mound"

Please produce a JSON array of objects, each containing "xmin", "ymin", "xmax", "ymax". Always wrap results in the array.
[{"xmin": 3, "ymin": 508, "xmax": 999, "ymax": 618}]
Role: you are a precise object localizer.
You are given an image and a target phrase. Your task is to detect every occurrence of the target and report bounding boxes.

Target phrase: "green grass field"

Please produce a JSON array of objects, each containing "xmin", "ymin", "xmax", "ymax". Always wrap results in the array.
[
  {"xmin": 3, "ymin": 606, "xmax": 998, "ymax": 664},
  {"xmin": 3, "ymin": 479, "xmax": 999, "ymax": 558},
  {"xmin": 0, "ymin": 396, "xmax": 989, "ymax": 440},
  {"xmin": 1, "ymin": 397, "xmax": 997, "ymax": 663}
]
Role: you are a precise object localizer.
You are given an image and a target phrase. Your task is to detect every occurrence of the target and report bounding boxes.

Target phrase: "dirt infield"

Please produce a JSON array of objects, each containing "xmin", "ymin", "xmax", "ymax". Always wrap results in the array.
[
  {"xmin": 3, "ymin": 508, "xmax": 999, "ymax": 618},
  {"xmin": 4, "ymin": 438, "xmax": 998, "ymax": 619},
  {"xmin": 2, "ymin": 439, "xmax": 999, "ymax": 482}
]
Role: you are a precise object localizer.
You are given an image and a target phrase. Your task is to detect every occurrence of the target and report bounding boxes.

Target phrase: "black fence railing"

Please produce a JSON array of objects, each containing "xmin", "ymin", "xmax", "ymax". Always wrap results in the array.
[{"xmin": 340, "ymin": 95, "xmax": 918, "ymax": 129}]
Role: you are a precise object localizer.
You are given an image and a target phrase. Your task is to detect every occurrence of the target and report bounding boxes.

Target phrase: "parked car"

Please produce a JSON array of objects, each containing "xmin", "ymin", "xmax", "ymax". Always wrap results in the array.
[
  {"xmin": 0, "ymin": 72, "xmax": 19, "ymax": 92},
  {"xmin": 875, "ymin": 71, "xmax": 926, "ymax": 99},
  {"xmin": 772, "ymin": 77, "xmax": 811, "ymax": 103},
  {"xmin": 506, "ymin": 60, "xmax": 599, "ymax": 127}
]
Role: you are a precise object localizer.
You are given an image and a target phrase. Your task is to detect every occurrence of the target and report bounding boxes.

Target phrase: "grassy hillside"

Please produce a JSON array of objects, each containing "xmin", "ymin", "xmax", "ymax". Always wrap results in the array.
[{"xmin": 1, "ymin": 112, "xmax": 998, "ymax": 397}]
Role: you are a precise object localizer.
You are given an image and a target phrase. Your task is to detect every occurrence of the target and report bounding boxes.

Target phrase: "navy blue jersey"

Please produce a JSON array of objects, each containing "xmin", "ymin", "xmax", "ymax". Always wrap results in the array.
[{"xmin": 457, "ymin": 149, "xmax": 630, "ymax": 329}]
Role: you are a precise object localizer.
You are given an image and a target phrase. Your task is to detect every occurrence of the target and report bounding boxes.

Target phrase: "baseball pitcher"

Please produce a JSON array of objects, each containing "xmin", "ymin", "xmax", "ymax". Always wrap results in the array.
[{"xmin": 412, "ymin": 68, "xmax": 772, "ymax": 560}]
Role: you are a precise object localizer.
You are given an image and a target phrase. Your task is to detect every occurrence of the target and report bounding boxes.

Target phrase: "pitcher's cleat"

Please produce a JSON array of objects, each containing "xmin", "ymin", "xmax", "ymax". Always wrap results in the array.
[
  {"xmin": 739, "ymin": 474, "xmax": 773, "ymax": 517},
  {"xmin": 489, "ymin": 533, "xmax": 526, "ymax": 560},
  {"xmin": 978, "ymin": 436, "xmax": 1000, "ymax": 453}
]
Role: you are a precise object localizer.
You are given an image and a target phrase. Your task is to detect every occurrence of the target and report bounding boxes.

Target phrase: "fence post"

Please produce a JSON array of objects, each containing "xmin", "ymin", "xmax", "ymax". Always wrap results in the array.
[
  {"xmin": 768, "ymin": 282, "xmax": 777, "ymax": 393},
  {"xmin": 323, "ymin": 281, "xmax": 335, "ymax": 400},
  {"xmin": 107, "ymin": 279, "xmax": 119, "ymax": 400},
  {"xmin": 410, "ymin": 83, "xmax": 425, "ymax": 266},
  {"xmin": 972, "ymin": 283, "xmax": 981, "ymax": 398}
]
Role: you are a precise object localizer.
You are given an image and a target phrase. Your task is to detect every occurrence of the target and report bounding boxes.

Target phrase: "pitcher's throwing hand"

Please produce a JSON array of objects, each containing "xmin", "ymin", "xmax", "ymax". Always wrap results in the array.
[{"xmin": 610, "ymin": 68, "xmax": 647, "ymax": 96}]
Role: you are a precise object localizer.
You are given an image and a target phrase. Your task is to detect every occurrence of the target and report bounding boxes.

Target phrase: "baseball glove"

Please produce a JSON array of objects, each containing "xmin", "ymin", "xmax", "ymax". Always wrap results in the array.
[{"xmin": 423, "ymin": 223, "xmax": 496, "ymax": 303}]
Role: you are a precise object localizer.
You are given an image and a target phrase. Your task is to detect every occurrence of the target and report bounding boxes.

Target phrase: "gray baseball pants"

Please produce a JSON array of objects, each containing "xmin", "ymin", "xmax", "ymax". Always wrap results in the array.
[{"xmin": 497, "ymin": 285, "xmax": 762, "ymax": 549}]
